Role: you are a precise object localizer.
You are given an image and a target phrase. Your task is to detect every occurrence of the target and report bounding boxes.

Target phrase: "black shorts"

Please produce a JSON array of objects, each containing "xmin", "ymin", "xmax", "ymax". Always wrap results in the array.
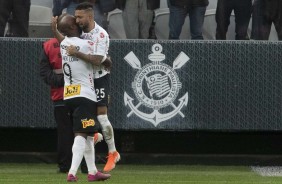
[
  {"xmin": 64, "ymin": 97, "xmax": 98, "ymax": 133},
  {"xmin": 94, "ymin": 74, "xmax": 110, "ymax": 107}
]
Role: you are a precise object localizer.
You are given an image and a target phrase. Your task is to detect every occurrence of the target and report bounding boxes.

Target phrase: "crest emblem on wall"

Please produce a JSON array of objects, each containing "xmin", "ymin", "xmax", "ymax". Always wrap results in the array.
[{"xmin": 124, "ymin": 43, "xmax": 189, "ymax": 127}]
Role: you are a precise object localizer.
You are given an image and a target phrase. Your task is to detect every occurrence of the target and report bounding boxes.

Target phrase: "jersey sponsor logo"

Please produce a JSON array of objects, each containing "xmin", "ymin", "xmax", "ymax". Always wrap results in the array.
[
  {"xmin": 81, "ymin": 118, "xmax": 95, "ymax": 128},
  {"xmin": 64, "ymin": 84, "xmax": 81, "ymax": 97},
  {"xmin": 124, "ymin": 43, "xmax": 189, "ymax": 127},
  {"xmin": 88, "ymin": 41, "xmax": 94, "ymax": 46}
]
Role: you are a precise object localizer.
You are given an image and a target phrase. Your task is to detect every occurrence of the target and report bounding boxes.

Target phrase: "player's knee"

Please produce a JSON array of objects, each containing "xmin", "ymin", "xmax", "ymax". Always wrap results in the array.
[
  {"xmin": 102, "ymin": 125, "xmax": 113, "ymax": 141},
  {"xmin": 97, "ymin": 115, "xmax": 113, "ymax": 140},
  {"xmin": 97, "ymin": 115, "xmax": 111, "ymax": 127},
  {"xmin": 97, "ymin": 106, "xmax": 107, "ymax": 115},
  {"xmin": 85, "ymin": 136, "xmax": 94, "ymax": 151}
]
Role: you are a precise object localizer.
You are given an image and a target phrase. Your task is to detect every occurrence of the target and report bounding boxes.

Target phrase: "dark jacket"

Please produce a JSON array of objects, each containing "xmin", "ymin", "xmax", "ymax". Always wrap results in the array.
[
  {"xmin": 169, "ymin": 0, "xmax": 209, "ymax": 7},
  {"xmin": 116, "ymin": 0, "xmax": 160, "ymax": 10},
  {"xmin": 53, "ymin": 0, "xmax": 116, "ymax": 16},
  {"xmin": 264, "ymin": 0, "xmax": 282, "ymax": 21}
]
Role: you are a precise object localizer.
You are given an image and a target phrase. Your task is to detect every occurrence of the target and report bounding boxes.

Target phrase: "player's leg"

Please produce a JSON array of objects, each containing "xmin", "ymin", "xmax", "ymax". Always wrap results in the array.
[
  {"xmin": 97, "ymin": 106, "xmax": 120, "ymax": 172},
  {"xmin": 67, "ymin": 97, "xmax": 110, "ymax": 181},
  {"xmin": 95, "ymin": 74, "xmax": 120, "ymax": 172},
  {"xmin": 79, "ymin": 98, "xmax": 110, "ymax": 181},
  {"xmin": 65, "ymin": 98, "xmax": 89, "ymax": 181},
  {"xmin": 68, "ymin": 133, "xmax": 87, "ymax": 182},
  {"xmin": 81, "ymin": 132, "xmax": 103, "ymax": 173},
  {"xmin": 84, "ymin": 135, "xmax": 111, "ymax": 181},
  {"xmin": 84, "ymin": 136, "xmax": 97, "ymax": 175}
]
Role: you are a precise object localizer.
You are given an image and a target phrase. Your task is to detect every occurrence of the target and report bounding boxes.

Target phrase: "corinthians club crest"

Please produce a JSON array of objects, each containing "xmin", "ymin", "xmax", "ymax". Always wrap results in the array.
[{"xmin": 124, "ymin": 43, "xmax": 189, "ymax": 127}]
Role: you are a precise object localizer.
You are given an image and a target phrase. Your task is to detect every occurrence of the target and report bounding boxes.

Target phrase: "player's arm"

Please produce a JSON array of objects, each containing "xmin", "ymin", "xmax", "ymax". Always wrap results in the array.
[
  {"xmin": 75, "ymin": 52, "xmax": 112, "ymax": 71},
  {"xmin": 66, "ymin": 45, "xmax": 108, "ymax": 66},
  {"xmin": 51, "ymin": 16, "xmax": 64, "ymax": 43}
]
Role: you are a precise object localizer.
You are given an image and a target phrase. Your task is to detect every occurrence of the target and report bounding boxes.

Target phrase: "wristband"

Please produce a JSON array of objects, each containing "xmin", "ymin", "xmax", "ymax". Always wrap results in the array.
[{"xmin": 101, "ymin": 55, "xmax": 107, "ymax": 63}]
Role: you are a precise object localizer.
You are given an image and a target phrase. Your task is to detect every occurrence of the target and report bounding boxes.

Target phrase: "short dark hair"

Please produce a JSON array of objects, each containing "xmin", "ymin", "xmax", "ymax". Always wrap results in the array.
[{"xmin": 75, "ymin": 2, "xmax": 93, "ymax": 11}]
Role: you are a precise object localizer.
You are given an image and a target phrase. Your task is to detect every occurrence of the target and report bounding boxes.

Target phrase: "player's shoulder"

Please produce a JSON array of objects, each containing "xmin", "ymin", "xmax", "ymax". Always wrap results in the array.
[
  {"xmin": 61, "ymin": 36, "xmax": 72, "ymax": 43},
  {"xmin": 92, "ymin": 23, "xmax": 109, "ymax": 37},
  {"xmin": 80, "ymin": 22, "xmax": 109, "ymax": 41}
]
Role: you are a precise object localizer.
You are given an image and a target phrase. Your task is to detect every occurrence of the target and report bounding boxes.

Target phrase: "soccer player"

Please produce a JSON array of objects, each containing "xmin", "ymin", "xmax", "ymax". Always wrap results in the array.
[
  {"xmin": 75, "ymin": 3, "xmax": 120, "ymax": 172},
  {"xmin": 40, "ymin": 37, "xmax": 104, "ymax": 174},
  {"xmin": 52, "ymin": 2, "xmax": 120, "ymax": 172},
  {"xmin": 57, "ymin": 14, "xmax": 111, "ymax": 182}
]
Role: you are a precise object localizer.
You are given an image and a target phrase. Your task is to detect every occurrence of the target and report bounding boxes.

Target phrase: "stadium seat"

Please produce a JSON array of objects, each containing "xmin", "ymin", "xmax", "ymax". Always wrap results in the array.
[
  {"xmin": 4, "ymin": 24, "xmax": 8, "ymax": 36},
  {"xmin": 29, "ymin": 5, "xmax": 53, "ymax": 38},
  {"xmin": 159, "ymin": 0, "xmax": 168, "ymax": 9},
  {"xmin": 31, "ymin": 0, "xmax": 52, "ymax": 8},
  {"xmin": 207, "ymin": 0, "xmax": 217, "ymax": 10},
  {"xmin": 107, "ymin": 9, "xmax": 127, "ymax": 39},
  {"xmin": 267, "ymin": 24, "xmax": 278, "ymax": 41}
]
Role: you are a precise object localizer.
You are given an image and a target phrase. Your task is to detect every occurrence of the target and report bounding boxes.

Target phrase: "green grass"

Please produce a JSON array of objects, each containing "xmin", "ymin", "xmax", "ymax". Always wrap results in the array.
[{"xmin": 1, "ymin": 164, "xmax": 282, "ymax": 183}]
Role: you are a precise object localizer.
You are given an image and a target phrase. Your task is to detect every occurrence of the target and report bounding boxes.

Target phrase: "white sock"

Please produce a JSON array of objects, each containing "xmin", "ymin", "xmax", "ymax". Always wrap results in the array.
[
  {"xmin": 97, "ymin": 115, "xmax": 116, "ymax": 153},
  {"xmin": 69, "ymin": 136, "xmax": 86, "ymax": 176},
  {"xmin": 84, "ymin": 136, "xmax": 98, "ymax": 175}
]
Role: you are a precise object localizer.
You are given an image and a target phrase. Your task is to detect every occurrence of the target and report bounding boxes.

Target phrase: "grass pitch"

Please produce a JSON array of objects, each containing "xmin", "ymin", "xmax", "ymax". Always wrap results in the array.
[{"xmin": 1, "ymin": 163, "xmax": 282, "ymax": 184}]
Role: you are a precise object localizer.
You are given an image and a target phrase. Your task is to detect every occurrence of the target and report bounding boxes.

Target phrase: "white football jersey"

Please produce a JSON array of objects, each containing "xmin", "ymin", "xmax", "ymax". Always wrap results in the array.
[
  {"xmin": 61, "ymin": 37, "xmax": 97, "ymax": 102},
  {"xmin": 81, "ymin": 22, "xmax": 110, "ymax": 79}
]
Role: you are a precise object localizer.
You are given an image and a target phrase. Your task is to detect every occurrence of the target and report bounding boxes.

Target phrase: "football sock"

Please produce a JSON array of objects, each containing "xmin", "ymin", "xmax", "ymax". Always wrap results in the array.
[
  {"xmin": 69, "ymin": 136, "xmax": 86, "ymax": 176},
  {"xmin": 84, "ymin": 136, "xmax": 98, "ymax": 175},
  {"xmin": 97, "ymin": 115, "xmax": 116, "ymax": 153}
]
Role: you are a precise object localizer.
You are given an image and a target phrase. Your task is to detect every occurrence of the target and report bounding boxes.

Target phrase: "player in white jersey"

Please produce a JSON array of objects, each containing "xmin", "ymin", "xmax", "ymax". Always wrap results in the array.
[
  {"xmin": 57, "ymin": 14, "xmax": 111, "ymax": 182},
  {"xmin": 52, "ymin": 3, "xmax": 119, "ymax": 173},
  {"xmin": 61, "ymin": 36, "xmax": 97, "ymax": 102},
  {"xmin": 75, "ymin": 2, "xmax": 120, "ymax": 173}
]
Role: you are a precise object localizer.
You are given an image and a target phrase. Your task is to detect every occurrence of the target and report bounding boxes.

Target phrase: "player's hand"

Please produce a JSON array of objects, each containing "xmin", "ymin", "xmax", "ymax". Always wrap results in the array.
[
  {"xmin": 66, "ymin": 45, "xmax": 78, "ymax": 56},
  {"xmin": 102, "ymin": 56, "xmax": 112, "ymax": 71},
  {"xmin": 51, "ymin": 16, "xmax": 58, "ymax": 33}
]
